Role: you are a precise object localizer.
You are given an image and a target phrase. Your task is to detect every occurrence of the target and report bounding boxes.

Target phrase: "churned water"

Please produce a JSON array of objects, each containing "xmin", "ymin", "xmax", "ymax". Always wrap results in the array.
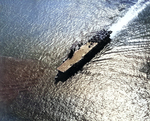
[
  {"xmin": 109, "ymin": 0, "xmax": 150, "ymax": 38},
  {"xmin": 0, "ymin": 0, "xmax": 150, "ymax": 120}
]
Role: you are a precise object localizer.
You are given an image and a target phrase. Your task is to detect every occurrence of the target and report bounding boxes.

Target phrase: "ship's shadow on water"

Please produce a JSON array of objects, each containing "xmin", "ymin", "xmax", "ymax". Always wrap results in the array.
[{"xmin": 55, "ymin": 38, "xmax": 111, "ymax": 84}]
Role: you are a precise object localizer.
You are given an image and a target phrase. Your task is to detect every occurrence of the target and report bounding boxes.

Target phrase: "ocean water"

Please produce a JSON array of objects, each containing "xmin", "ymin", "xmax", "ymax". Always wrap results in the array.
[{"xmin": 0, "ymin": 0, "xmax": 150, "ymax": 120}]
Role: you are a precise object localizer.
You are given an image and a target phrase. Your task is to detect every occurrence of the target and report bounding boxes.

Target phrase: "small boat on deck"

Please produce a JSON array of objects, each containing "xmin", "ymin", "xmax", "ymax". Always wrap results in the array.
[{"xmin": 55, "ymin": 29, "xmax": 112, "ymax": 83}]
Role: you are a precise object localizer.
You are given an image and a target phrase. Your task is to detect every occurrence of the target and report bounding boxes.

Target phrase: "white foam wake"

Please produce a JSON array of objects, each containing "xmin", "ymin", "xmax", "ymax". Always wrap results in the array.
[{"xmin": 109, "ymin": 0, "xmax": 150, "ymax": 39}]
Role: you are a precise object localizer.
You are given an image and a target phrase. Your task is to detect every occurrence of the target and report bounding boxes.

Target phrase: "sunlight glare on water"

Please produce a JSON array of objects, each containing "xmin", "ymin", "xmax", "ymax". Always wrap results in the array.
[{"xmin": 0, "ymin": 0, "xmax": 150, "ymax": 120}]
